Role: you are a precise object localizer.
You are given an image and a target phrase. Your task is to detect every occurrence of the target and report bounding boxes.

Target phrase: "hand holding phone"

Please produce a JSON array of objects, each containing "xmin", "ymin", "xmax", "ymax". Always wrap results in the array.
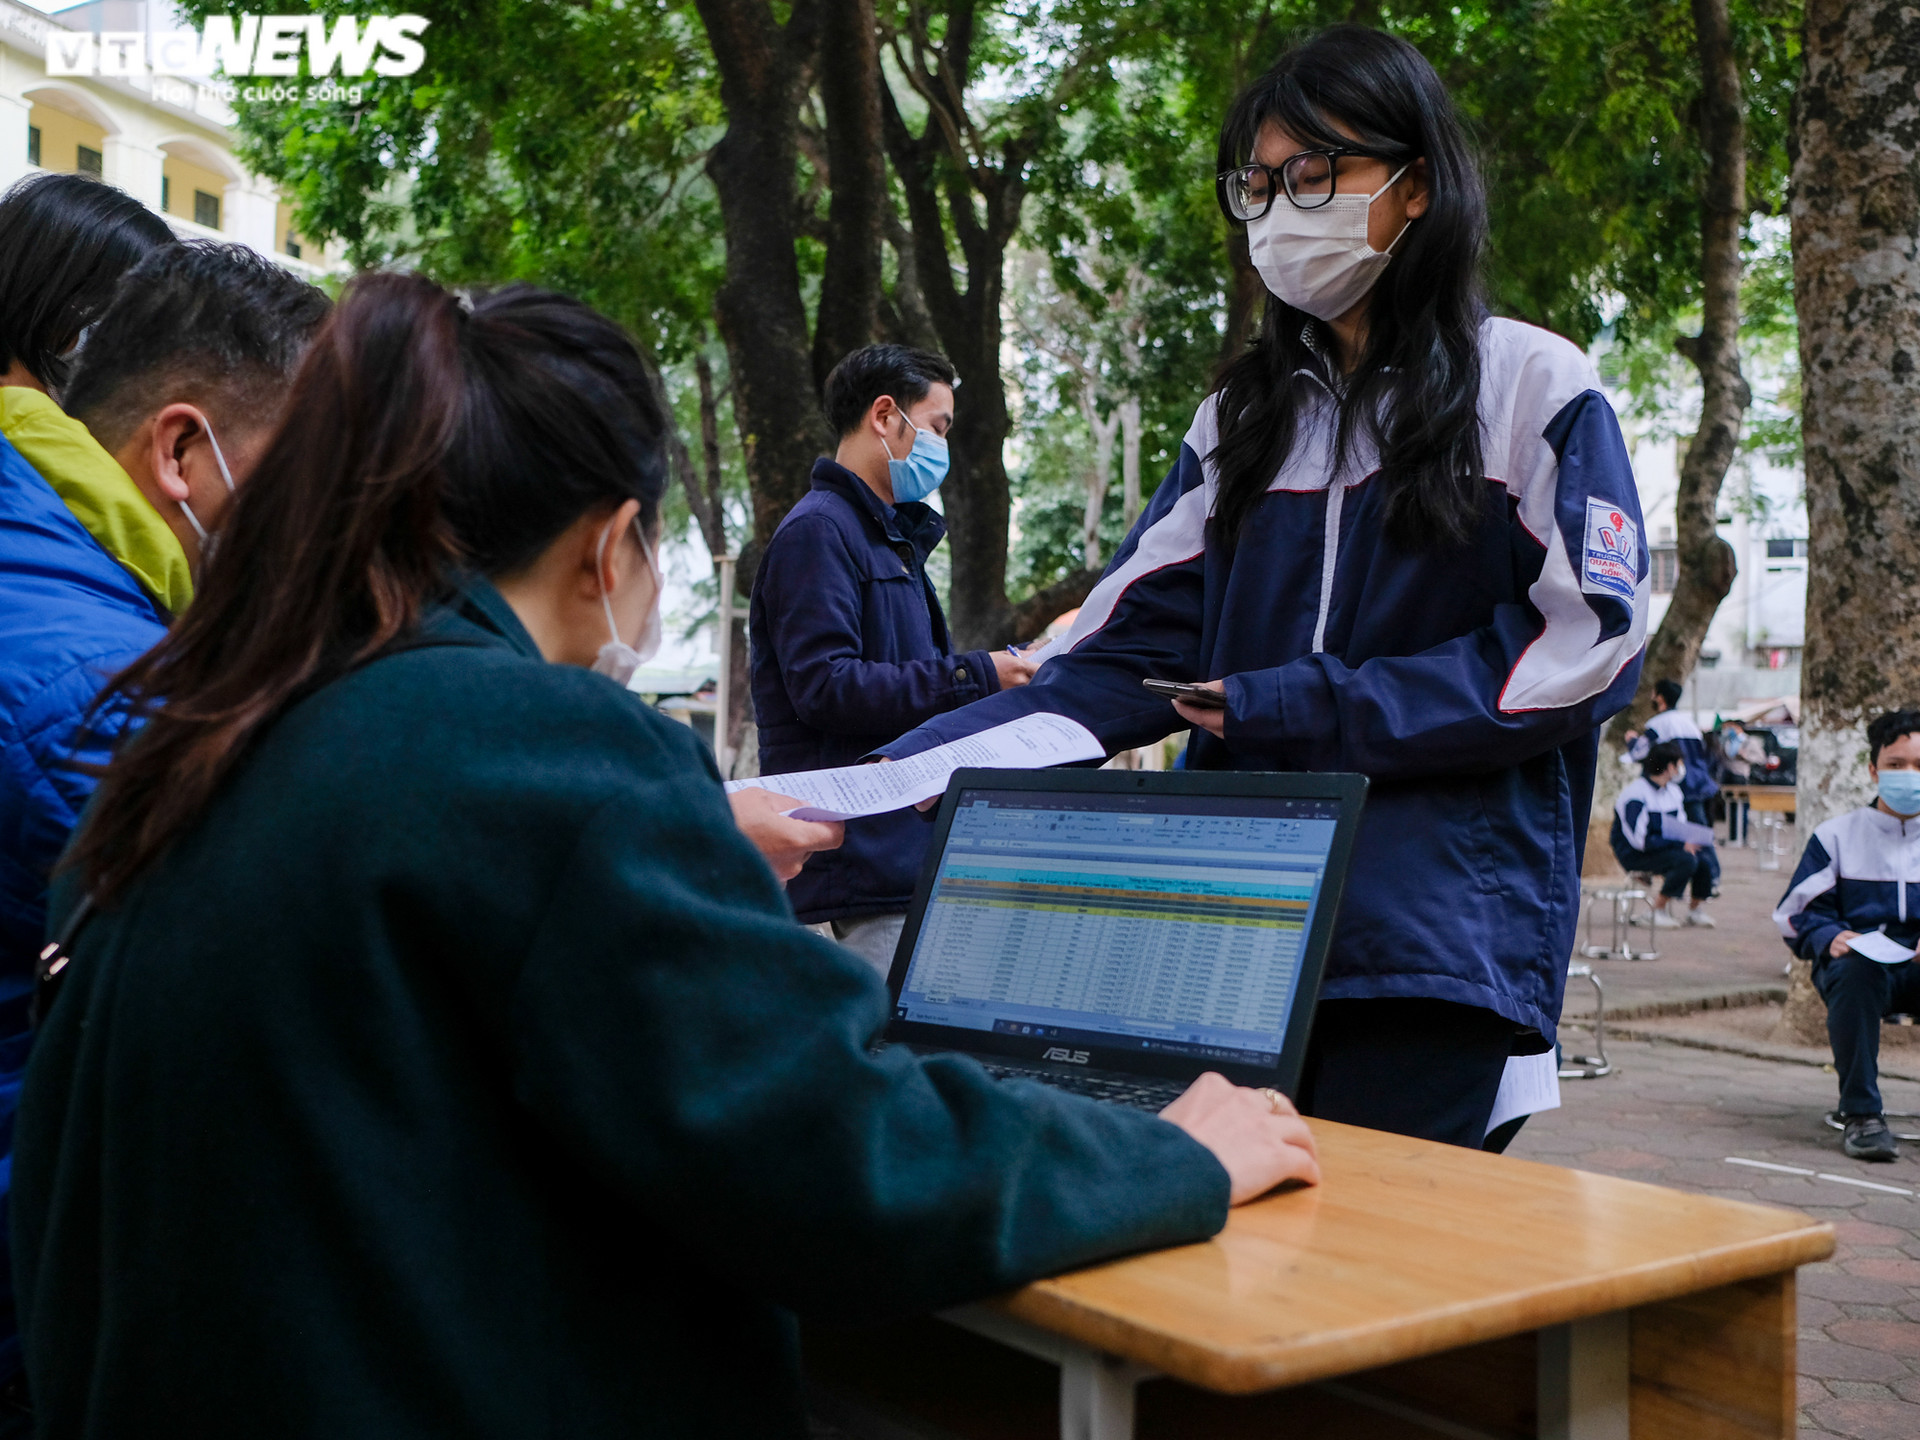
[{"xmin": 1142, "ymin": 678, "xmax": 1227, "ymax": 710}]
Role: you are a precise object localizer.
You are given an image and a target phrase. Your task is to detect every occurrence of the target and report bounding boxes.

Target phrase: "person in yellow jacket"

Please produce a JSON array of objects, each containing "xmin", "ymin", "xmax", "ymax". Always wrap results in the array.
[{"xmin": 0, "ymin": 216, "xmax": 330, "ymax": 1433}]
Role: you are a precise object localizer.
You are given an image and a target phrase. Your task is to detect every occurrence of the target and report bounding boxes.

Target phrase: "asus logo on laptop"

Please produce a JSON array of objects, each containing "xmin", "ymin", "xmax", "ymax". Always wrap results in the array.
[{"xmin": 1043, "ymin": 1047, "xmax": 1091, "ymax": 1065}]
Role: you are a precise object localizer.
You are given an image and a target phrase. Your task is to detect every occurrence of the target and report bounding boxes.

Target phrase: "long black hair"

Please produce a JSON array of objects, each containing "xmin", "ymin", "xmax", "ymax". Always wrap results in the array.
[
  {"xmin": 0, "ymin": 172, "xmax": 174, "ymax": 394},
  {"xmin": 1212, "ymin": 26, "xmax": 1487, "ymax": 549},
  {"xmin": 72, "ymin": 274, "xmax": 671, "ymax": 902}
]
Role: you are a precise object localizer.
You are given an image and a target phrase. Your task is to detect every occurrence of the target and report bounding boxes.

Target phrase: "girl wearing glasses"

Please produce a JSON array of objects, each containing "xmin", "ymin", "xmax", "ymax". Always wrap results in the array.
[{"xmin": 879, "ymin": 25, "xmax": 1647, "ymax": 1150}]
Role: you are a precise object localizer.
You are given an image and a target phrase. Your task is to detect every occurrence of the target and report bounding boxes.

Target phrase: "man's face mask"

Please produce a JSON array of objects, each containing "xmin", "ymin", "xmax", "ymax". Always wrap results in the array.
[
  {"xmin": 592, "ymin": 515, "xmax": 663, "ymax": 687},
  {"xmin": 1877, "ymin": 767, "xmax": 1920, "ymax": 818},
  {"xmin": 885, "ymin": 410, "xmax": 950, "ymax": 504}
]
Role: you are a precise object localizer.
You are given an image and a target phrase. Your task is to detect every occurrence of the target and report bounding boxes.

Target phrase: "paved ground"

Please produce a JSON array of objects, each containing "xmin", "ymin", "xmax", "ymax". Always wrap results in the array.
[{"xmin": 1508, "ymin": 1037, "xmax": 1920, "ymax": 1440}]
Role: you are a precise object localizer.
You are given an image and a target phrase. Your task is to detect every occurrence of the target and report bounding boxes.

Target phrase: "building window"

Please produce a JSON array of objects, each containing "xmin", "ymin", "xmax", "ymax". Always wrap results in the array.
[
  {"xmin": 286, "ymin": 234, "xmax": 301, "ymax": 259},
  {"xmin": 1764, "ymin": 537, "xmax": 1809, "ymax": 559},
  {"xmin": 26, "ymin": 126, "xmax": 39, "ymax": 167},
  {"xmin": 193, "ymin": 190, "xmax": 220, "ymax": 229},
  {"xmin": 161, "ymin": 175, "xmax": 170, "ymax": 212},
  {"xmin": 76, "ymin": 145, "xmax": 103, "ymax": 178},
  {"xmin": 1650, "ymin": 545, "xmax": 1678, "ymax": 595}
]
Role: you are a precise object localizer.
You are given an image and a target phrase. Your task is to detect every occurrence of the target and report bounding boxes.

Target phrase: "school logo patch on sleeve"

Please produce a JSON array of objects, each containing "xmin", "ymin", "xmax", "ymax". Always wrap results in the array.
[{"xmin": 1581, "ymin": 497, "xmax": 1639, "ymax": 601}]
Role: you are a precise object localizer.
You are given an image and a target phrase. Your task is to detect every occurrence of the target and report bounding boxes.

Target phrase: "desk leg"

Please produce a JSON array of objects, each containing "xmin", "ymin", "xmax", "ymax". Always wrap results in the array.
[
  {"xmin": 941, "ymin": 1306, "xmax": 1154, "ymax": 1440},
  {"xmin": 1538, "ymin": 1311, "xmax": 1630, "ymax": 1440}
]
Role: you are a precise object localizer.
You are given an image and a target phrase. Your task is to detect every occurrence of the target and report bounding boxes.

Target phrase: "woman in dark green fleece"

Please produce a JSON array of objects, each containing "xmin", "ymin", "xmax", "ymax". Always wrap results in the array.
[{"xmin": 14, "ymin": 274, "xmax": 1318, "ymax": 1439}]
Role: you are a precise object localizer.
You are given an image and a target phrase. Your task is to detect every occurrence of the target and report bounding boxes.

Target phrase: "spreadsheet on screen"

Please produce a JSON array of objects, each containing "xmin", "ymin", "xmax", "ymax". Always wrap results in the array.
[{"xmin": 896, "ymin": 790, "xmax": 1340, "ymax": 1065}]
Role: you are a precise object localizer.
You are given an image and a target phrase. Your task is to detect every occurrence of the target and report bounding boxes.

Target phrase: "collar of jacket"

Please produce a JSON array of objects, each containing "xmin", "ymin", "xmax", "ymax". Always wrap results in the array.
[
  {"xmin": 0, "ymin": 386, "xmax": 193, "ymax": 616},
  {"xmin": 1861, "ymin": 803, "xmax": 1920, "ymax": 841},
  {"xmin": 406, "ymin": 573, "xmax": 547, "ymax": 664},
  {"xmin": 809, "ymin": 456, "xmax": 947, "ymax": 562}
]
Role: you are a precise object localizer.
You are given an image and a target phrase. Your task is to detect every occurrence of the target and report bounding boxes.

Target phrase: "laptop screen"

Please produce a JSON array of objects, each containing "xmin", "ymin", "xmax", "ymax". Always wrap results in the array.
[{"xmin": 892, "ymin": 786, "xmax": 1344, "ymax": 1068}]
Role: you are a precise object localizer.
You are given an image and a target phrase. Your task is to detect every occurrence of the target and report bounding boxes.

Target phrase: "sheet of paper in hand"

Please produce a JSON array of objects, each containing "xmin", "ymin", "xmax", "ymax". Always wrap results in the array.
[
  {"xmin": 1846, "ymin": 930, "xmax": 1918, "ymax": 966},
  {"xmin": 724, "ymin": 713, "xmax": 1104, "ymax": 822},
  {"xmin": 1666, "ymin": 819, "xmax": 1717, "ymax": 847}
]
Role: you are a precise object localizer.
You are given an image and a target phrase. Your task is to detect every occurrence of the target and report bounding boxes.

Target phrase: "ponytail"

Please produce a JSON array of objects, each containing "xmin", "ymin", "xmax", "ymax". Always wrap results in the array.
[{"xmin": 70, "ymin": 273, "xmax": 670, "ymax": 903}]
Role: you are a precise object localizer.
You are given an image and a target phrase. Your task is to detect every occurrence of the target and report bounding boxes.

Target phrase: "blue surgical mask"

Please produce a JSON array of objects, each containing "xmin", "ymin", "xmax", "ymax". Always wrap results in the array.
[
  {"xmin": 886, "ymin": 412, "xmax": 949, "ymax": 504},
  {"xmin": 1878, "ymin": 769, "xmax": 1920, "ymax": 818}
]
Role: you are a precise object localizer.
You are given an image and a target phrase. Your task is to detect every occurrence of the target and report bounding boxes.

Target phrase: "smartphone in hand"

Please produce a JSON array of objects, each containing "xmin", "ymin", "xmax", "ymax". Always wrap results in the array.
[{"xmin": 1142, "ymin": 678, "xmax": 1227, "ymax": 710}]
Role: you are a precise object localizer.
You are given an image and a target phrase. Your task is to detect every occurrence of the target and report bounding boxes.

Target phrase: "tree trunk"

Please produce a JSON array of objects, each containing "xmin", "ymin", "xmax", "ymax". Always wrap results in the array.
[
  {"xmin": 1602, "ymin": 0, "xmax": 1749, "ymax": 753},
  {"xmin": 811, "ymin": 0, "xmax": 887, "ymax": 390},
  {"xmin": 1793, "ymin": 0, "xmax": 1920, "ymax": 837},
  {"xmin": 1119, "ymin": 396, "xmax": 1142, "ymax": 531},
  {"xmin": 880, "ymin": 6, "xmax": 1100, "ymax": 647},
  {"xmin": 1078, "ymin": 391, "xmax": 1119, "ymax": 567},
  {"xmin": 693, "ymin": 0, "xmax": 834, "ymax": 557}
]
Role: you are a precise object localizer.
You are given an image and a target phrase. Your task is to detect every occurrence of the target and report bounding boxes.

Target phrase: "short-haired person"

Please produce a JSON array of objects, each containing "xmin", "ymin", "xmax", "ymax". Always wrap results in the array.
[
  {"xmin": 749, "ymin": 343, "xmax": 1037, "ymax": 972},
  {"xmin": 1612, "ymin": 741, "xmax": 1716, "ymax": 927},
  {"xmin": 1774, "ymin": 710, "xmax": 1920, "ymax": 1162},
  {"xmin": 14, "ymin": 275, "xmax": 1318, "ymax": 1436},
  {"xmin": 1628, "ymin": 676, "xmax": 1720, "ymax": 889},
  {"xmin": 871, "ymin": 27, "xmax": 1647, "ymax": 1148}
]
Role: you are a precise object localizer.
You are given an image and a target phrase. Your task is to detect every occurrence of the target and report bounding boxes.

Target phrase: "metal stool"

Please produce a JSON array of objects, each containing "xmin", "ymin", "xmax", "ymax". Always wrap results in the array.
[
  {"xmin": 1580, "ymin": 878, "xmax": 1660, "ymax": 961},
  {"xmin": 1559, "ymin": 963, "xmax": 1612, "ymax": 1078}
]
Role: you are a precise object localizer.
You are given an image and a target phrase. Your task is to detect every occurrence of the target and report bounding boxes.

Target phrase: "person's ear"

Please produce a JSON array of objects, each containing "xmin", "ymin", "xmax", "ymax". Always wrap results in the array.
[
  {"xmin": 587, "ymin": 498, "xmax": 644, "ymax": 598},
  {"xmin": 1402, "ymin": 157, "xmax": 1430, "ymax": 220},
  {"xmin": 147, "ymin": 403, "xmax": 209, "ymax": 504},
  {"xmin": 1870, "ymin": 760, "xmax": 1880, "ymax": 784},
  {"xmin": 870, "ymin": 394, "xmax": 900, "ymax": 440}
]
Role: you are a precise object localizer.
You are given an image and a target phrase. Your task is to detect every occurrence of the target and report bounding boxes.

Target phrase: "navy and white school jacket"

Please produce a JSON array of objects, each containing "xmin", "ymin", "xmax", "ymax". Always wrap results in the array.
[
  {"xmin": 1629, "ymin": 709, "xmax": 1719, "ymax": 802},
  {"xmin": 878, "ymin": 319, "xmax": 1646, "ymax": 1043},
  {"xmin": 1773, "ymin": 806, "xmax": 1920, "ymax": 964},
  {"xmin": 1610, "ymin": 775, "xmax": 1686, "ymax": 859}
]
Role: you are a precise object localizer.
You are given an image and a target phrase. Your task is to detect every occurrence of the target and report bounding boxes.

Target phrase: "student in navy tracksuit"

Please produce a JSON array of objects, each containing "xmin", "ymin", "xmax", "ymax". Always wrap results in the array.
[
  {"xmin": 1629, "ymin": 676, "xmax": 1720, "ymax": 889},
  {"xmin": 877, "ymin": 27, "xmax": 1647, "ymax": 1148},
  {"xmin": 1611, "ymin": 742, "xmax": 1716, "ymax": 926},
  {"xmin": 750, "ymin": 345, "xmax": 1035, "ymax": 972},
  {"xmin": 1774, "ymin": 710, "xmax": 1920, "ymax": 1162}
]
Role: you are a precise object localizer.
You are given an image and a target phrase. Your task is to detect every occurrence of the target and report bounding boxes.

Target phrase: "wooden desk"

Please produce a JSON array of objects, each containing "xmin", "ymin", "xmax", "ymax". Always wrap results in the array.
[
  {"xmin": 805, "ymin": 1120, "xmax": 1834, "ymax": 1440},
  {"xmin": 1722, "ymin": 783, "xmax": 1797, "ymax": 814}
]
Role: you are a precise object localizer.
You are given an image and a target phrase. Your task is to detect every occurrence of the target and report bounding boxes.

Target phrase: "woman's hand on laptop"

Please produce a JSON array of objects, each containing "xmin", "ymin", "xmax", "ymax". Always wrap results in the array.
[
  {"xmin": 1159, "ymin": 1072, "xmax": 1320, "ymax": 1203},
  {"xmin": 728, "ymin": 789, "xmax": 845, "ymax": 882}
]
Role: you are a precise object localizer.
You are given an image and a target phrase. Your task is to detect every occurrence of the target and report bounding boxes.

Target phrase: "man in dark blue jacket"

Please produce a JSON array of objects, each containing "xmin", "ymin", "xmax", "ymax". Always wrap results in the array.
[
  {"xmin": 749, "ymin": 345, "xmax": 1034, "ymax": 970},
  {"xmin": 1774, "ymin": 710, "xmax": 1920, "ymax": 1162}
]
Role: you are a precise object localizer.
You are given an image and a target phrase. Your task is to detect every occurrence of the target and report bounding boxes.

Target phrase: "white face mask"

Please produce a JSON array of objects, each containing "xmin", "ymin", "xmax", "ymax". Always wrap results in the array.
[
  {"xmin": 1247, "ymin": 165, "xmax": 1411, "ymax": 322},
  {"xmin": 178, "ymin": 415, "xmax": 237, "ymax": 556},
  {"xmin": 591, "ymin": 515, "xmax": 663, "ymax": 687}
]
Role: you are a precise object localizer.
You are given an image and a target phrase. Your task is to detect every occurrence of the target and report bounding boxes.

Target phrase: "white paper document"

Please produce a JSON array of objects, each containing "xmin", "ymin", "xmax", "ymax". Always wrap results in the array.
[
  {"xmin": 1485, "ymin": 1050, "xmax": 1562, "ymax": 1136},
  {"xmin": 724, "ymin": 713, "xmax": 1105, "ymax": 822},
  {"xmin": 1665, "ymin": 819, "xmax": 1717, "ymax": 847},
  {"xmin": 1847, "ymin": 930, "xmax": 1918, "ymax": 966}
]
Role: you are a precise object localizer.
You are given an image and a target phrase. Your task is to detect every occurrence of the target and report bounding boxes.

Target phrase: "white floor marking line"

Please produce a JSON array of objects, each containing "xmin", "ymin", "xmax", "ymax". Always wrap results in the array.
[
  {"xmin": 1725, "ymin": 1157, "xmax": 1816, "ymax": 1175},
  {"xmin": 1814, "ymin": 1172, "xmax": 1915, "ymax": 1196}
]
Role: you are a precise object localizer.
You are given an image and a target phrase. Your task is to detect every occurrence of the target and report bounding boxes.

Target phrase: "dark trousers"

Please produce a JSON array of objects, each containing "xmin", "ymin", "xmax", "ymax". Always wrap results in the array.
[
  {"xmin": 1295, "ymin": 998, "xmax": 1516, "ymax": 1148},
  {"xmin": 1629, "ymin": 845, "xmax": 1714, "ymax": 900},
  {"xmin": 1813, "ymin": 953, "xmax": 1920, "ymax": 1116}
]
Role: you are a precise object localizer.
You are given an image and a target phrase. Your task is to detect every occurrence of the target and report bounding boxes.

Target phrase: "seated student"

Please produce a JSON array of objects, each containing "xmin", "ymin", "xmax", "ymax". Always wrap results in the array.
[
  {"xmin": 1629, "ymin": 679, "xmax": 1720, "ymax": 889},
  {"xmin": 14, "ymin": 275, "xmax": 1318, "ymax": 1437},
  {"xmin": 1612, "ymin": 742, "xmax": 1716, "ymax": 928},
  {"xmin": 749, "ymin": 344, "xmax": 1037, "ymax": 974},
  {"xmin": 1774, "ymin": 709, "xmax": 1920, "ymax": 1162}
]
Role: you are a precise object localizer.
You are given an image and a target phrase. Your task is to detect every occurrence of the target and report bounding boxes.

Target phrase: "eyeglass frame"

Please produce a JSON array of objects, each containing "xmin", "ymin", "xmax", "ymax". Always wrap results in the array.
[{"xmin": 1214, "ymin": 147, "xmax": 1402, "ymax": 222}]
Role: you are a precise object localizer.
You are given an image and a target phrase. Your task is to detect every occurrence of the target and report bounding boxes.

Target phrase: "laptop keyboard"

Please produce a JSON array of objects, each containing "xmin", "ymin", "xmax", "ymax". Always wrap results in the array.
[{"xmin": 976, "ymin": 1062, "xmax": 1182, "ymax": 1113}]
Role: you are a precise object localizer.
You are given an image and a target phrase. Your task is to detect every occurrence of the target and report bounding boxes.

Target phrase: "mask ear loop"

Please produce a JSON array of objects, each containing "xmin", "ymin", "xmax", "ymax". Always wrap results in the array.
[
  {"xmin": 595, "ymin": 515, "xmax": 623, "ymax": 646},
  {"xmin": 1370, "ymin": 164, "xmax": 1416, "ymax": 256}
]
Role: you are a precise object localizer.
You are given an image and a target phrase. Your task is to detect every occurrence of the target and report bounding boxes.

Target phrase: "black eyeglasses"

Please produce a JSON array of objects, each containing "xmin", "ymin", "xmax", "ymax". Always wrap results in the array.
[{"xmin": 1216, "ymin": 148, "xmax": 1383, "ymax": 221}]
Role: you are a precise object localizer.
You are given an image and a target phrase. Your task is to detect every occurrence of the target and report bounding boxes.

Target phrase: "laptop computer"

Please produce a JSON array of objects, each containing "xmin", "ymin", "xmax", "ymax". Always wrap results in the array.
[{"xmin": 882, "ymin": 767, "xmax": 1367, "ymax": 1111}]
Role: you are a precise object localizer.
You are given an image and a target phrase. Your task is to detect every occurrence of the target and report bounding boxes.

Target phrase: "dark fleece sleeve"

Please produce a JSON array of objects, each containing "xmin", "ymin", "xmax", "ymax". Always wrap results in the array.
[{"xmin": 505, "ymin": 713, "xmax": 1229, "ymax": 1320}]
